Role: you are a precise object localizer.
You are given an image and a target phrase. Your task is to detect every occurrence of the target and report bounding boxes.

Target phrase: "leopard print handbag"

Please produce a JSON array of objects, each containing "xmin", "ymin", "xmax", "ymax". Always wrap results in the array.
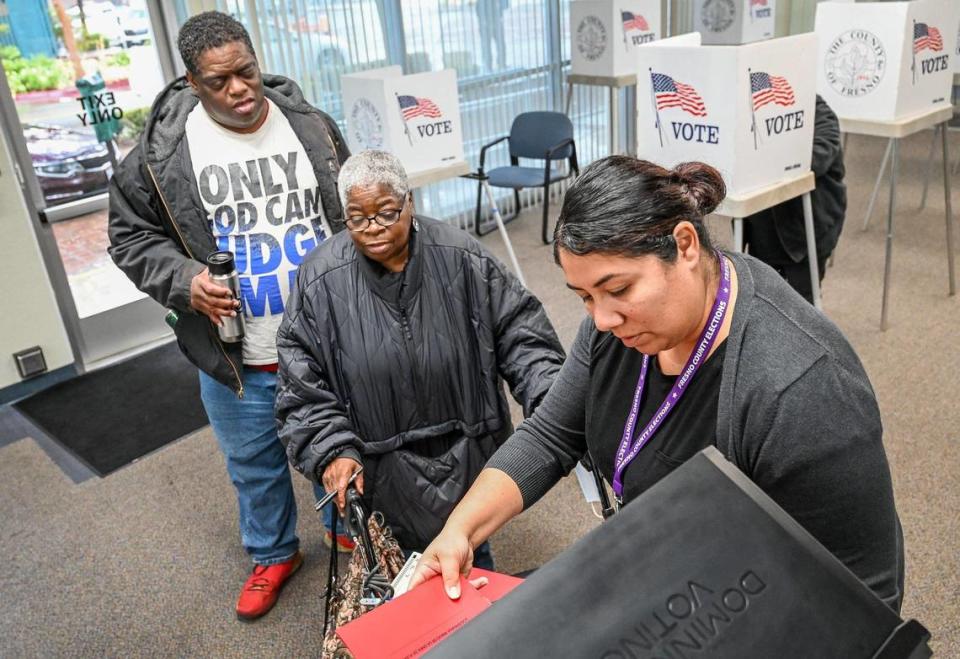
[{"xmin": 321, "ymin": 511, "xmax": 407, "ymax": 659}]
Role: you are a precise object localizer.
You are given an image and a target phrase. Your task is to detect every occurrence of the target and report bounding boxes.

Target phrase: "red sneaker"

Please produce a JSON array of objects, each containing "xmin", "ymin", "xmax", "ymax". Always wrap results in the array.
[
  {"xmin": 236, "ymin": 551, "xmax": 303, "ymax": 621},
  {"xmin": 323, "ymin": 530, "xmax": 356, "ymax": 553}
]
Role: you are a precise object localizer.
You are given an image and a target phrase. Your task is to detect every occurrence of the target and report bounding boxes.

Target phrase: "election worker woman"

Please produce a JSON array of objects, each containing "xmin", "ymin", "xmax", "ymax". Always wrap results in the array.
[
  {"xmin": 410, "ymin": 156, "xmax": 903, "ymax": 610},
  {"xmin": 275, "ymin": 150, "xmax": 565, "ymax": 566}
]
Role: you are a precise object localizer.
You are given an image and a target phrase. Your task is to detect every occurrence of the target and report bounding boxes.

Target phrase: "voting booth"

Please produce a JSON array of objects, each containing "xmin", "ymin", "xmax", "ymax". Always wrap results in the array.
[
  {"xmin": 956, "ymin": 20, "xmax": 960, "ymax": 73},
  {"xmin": 432, "ymin": 447, "xmax": 932, "ymax": 658},
  {"xmin": 815, "ymin": 0, "xmax": 959, "ymax": 121},
  {"xmin": 341, "ymin": 67, "xmax": 465, "ymax": 178},
  {"xmin": 570, "ymin": 0, "xmax": 662, "ymax": 77},
  {"xmin": 635, "ymin": 33, "xmax": 816, "ymax": 198},
  {"xmin": 692, "ymin": 0, "xmax": 776, "ymax": 46}
]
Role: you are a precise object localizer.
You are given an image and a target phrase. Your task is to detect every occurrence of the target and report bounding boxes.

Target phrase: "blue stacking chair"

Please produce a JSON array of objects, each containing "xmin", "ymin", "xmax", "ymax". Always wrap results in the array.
[{"xmin": 474, "ymin": 112, "xmax": 579, "ymax": 244}]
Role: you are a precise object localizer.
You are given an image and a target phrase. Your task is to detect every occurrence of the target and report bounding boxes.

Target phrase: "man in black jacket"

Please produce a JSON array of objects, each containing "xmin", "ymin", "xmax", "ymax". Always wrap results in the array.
[
  {"xmin": 744, "ymin": 95, "xmax": 847, "ymax": 304},
  {"xmin": 107, "ymin": 11, "xmax": 348, "ymax": 621}
]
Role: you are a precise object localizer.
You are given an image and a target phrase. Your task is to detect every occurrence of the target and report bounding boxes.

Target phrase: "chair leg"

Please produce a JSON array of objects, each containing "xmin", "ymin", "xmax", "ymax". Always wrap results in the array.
[
  {"xmin": 474, "ymin": 179, "xmax": 485, "ymax": 237},
  {"xmin": 542, "ymin": 184, "xmax": 552, "ymax": 244},
  {"xmin": 514, "ymin": 190, "xmax": 522, "ymax": 218}
]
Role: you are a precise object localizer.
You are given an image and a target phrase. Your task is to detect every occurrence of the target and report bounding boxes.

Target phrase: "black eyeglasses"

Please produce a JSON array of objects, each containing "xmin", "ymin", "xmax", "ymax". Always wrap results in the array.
[{"xmin": 345, "ymin": 196, "xmax": 408, "ymax": 232}]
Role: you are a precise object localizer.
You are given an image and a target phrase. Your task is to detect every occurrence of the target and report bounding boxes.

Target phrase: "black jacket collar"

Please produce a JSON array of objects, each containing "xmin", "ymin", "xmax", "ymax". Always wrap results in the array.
[{"xmin": 356, "ymin": 218, "xmax": 424, "ymax": 307}]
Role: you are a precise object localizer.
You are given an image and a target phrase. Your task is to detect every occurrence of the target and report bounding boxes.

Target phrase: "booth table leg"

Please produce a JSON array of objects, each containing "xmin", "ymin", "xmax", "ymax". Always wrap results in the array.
[
  {"xmin": 732, "ymin": 218, "xmax": 743, "ymax": 253},
  {"xmin": 942, "ymin": 120, "xmax": 956, "ymax": 297},
  {"xmin": 865, "ymin": 139, "xmax": 892, "ymax": 232},
  {"xmin": 919, "ymin": 125, "xmax": 939, "ymax": 211},
  {"xmin": 881, "ymin": 138, "xmax": 899, "ymax": 331},
  {"xmin": 802, "ymin": 192, "xmax": 822, "ymax": 311},
  {"xmin": 481, "ymin": 179, "xmax": 526, "ymax": 286},
  {"xmin": 609, "ymin": 86, "xmax": 619, "ymax": 156}
]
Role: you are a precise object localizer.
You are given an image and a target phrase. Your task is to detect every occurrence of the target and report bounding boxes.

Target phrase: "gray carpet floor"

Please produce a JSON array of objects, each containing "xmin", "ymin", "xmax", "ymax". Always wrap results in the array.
[{"xmin": 1, "ymin": 130, "xmax": 958, "ymax": 657}]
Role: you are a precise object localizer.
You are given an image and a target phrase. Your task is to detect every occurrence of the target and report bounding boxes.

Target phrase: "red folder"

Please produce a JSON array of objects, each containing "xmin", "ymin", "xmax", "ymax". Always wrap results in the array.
[
  {"xmin": 336, "ymin": 576, "xmax": 491, "ymax": 659},
  {"xmin": 466, "ymin": 567, "xmax": 523, "ymax": 602}
]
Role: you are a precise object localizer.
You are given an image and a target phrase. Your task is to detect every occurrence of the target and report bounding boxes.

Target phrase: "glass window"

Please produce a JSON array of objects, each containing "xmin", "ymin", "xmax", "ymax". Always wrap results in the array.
[
  {"xmin": 1, "ymin": 0, "xmax": 169, "ymax": 317},
  {"xmin": 173, "ymin": 0, "xmax": 610, "ymax": 228}
]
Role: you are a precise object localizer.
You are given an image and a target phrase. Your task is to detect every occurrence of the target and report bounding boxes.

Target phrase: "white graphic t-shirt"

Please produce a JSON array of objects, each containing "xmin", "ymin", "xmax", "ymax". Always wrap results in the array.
[{"xmin": 185, "ymin": 99, "xmax": 332, "ymax": 364}]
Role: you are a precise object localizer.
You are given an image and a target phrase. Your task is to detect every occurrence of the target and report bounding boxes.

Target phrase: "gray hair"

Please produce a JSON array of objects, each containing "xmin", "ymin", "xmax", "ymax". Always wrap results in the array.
[{"xmin": 338, "ymin": 150, "xmax": 410, "ymax": 209}]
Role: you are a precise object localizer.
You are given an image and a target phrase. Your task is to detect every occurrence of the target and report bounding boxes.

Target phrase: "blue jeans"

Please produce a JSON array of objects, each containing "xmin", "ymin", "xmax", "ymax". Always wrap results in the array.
[
  {"xmin": 320, "ymin": 505, "xmax": 495, "ymax": 570},
  {"xmin": 199, "ymin": 369, "xmax": 300, "ymax": 566}
]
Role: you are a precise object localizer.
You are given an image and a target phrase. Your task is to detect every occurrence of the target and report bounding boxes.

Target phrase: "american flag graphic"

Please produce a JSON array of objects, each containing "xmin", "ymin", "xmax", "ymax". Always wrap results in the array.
[
  {"xmin": 621, "ymin": 11, "xmax": 649, "ymax": 32},
  {"xmin": 651, "ymin": 73, "xmax": 707, "ymax": 117},
  {"xmin": 913, "ymin": 23, "xmax": 943, "ymax": 53},
  {"xmin": 750, "ymin": 72, "xmax": 796, "ymax": 110},
  {"xmin": 397, "ymin": 95, "xmax": 442, "ymax": 121}
]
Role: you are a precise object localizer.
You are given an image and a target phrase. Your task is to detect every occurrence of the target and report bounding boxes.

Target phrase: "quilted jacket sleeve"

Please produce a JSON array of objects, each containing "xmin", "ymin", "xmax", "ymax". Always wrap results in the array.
[
  {"xmin": 107, "ymin": 146, "xmax": 204, "ymax": 312},
  {"xmin": 486, "ymin": 317, "xmax": 592, "ymax": 508},
  {"xmin": 487, "ymin": 258, "xmax": 566, "ymax": 418},
  {"xmin": 276, "ymin": 269, "xmax": 363, "ymax": 483}
]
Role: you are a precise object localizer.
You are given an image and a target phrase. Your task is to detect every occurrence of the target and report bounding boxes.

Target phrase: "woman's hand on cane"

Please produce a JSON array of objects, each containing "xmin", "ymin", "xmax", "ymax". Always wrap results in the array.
[{"xmin": 322, "ymin": 457, "xmax": 364, "ymax": 514}]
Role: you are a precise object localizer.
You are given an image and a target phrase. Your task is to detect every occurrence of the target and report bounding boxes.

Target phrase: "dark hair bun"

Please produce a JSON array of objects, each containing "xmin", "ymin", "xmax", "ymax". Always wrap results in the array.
[{"xmin": 672, "ymin": 162, "xmax": 726, "ymax": 216}]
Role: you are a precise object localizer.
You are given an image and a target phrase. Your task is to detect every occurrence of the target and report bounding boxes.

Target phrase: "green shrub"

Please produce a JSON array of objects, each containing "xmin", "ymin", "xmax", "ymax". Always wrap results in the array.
[
  {"xmin": 0, "ymin": 45, "xmax": 24, "ymax": 73},
  {"xmin": 79, "ymin": 31, "xmax": 105, "ymax": 52},
  {"xmin": 6, "ymin": 71, "xmax": 26, "ymax": 94},
  {"xmin": 1, "ymin": 47, "xmax": 28, "ymax": 92},
  {"xmin": 1, "ymin": 46, "xmax": 73, "ymax": 94},
  {"xmin": 8, "ymin": 55, "xmax": 65, "ymax": 92},
  {"xmin": 107, "ymin": 51, "xmax": 130, "ymax": 67},
  {"xmin": 120, "ymin": 106, "xmax": 150, "ymax": 143}
]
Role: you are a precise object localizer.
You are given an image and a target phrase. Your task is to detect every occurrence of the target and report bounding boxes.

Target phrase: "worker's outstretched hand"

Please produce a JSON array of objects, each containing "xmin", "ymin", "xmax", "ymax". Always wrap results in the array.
[{"xmin": 408, "ymin": 528, "xmax": 474, "ymax": 600}]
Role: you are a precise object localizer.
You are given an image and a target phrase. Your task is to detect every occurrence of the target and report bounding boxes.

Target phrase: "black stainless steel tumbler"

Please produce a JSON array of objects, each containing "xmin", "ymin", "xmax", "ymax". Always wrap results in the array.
[{"xmin": 206, "ymin": 251, "xmax": 245, "ymax": 343}]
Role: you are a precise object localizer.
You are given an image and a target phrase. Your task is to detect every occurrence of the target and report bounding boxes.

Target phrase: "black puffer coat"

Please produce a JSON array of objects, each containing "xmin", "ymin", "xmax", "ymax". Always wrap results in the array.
[{"xmin": 276, "ymin": 216, "xmax": 565, "ymax": 549}]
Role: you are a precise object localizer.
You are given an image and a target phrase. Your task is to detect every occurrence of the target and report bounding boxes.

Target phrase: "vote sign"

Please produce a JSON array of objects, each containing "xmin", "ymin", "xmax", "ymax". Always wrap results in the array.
[
  {"xmin": 815, "ymin": 0, "xmax": 959, "ymax": 121},
  {"xmin": 341, "ymin": 66, "xmax": 465, "ymax": 177},
  {"xmin": 570, "ymin": 0, "xmax": 661, "ymax": 77},
  {"xmin": 693, "ymin": 0, "xmax": 776, "ymax": 46},
  {"xmin": 954, "ymin": 17, "xmax": 960, "ymax": 74},
  {"xmin": 636, "ymin": 33, "xmax": 816, "ymax": 198}
]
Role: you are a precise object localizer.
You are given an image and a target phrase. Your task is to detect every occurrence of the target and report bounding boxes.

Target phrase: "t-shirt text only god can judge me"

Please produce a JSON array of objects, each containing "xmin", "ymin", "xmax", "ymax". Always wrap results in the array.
[{"xmin": 185, "ymin": 99, "xmax": 332, "ymax": 364}]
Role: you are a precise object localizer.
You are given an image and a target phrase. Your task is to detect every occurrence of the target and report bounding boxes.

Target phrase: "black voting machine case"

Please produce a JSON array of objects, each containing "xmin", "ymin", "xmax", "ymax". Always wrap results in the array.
[{"xmin": 429, "ymin": 447, "xmax": 930, "ymax": 659}]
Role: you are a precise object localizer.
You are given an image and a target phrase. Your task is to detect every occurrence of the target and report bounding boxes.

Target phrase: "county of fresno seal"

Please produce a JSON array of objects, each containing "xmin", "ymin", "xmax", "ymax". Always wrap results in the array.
[
  {"xmin": 350, "ymin": 98, "xmax": 384, "ymax": 150},
  {"xmin": 824, "ymin": 29, "xmax": 887, "ymax": 98},
  {"xmin": 577, "ymin": 16, "xmax": 607, "ymax": 61},
  {"xmin": 701, "ymin": 0, "xmax": 735, "ymax": 33}
]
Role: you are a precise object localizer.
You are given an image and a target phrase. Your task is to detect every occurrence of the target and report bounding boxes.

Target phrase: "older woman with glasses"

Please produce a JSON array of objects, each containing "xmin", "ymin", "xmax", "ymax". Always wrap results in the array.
[{"xmin": 275, "ymin": 150, "xmax": 565, "ymax": 566}]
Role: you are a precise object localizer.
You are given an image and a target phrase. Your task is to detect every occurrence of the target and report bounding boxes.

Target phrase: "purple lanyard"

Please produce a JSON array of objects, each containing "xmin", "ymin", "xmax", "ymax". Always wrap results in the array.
[{"xmin": 612, "ymin": 253, "xmax": 731, "ymax": 500}]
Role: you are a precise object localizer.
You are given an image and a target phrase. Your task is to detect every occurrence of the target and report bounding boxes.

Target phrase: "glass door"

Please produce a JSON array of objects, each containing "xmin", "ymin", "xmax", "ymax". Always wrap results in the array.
[{"xmin": 0, "ymin": 0, "xmax": 177, "ymax": 368}]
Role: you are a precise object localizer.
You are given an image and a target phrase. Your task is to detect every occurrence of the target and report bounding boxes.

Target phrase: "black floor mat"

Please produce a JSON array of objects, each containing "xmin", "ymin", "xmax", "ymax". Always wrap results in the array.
[{"xmin": 13, "ymin": 342, "xmax": 209, "ymax": 476}]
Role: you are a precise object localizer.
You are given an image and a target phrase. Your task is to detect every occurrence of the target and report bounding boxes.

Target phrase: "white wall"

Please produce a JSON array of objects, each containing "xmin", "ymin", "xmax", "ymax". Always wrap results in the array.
[{"xmin": 0, "ymin": 128, "xmax": 74, "ymax": 389}]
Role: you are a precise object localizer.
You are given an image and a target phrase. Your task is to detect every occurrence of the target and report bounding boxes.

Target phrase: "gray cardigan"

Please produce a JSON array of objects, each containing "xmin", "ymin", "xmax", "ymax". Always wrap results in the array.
[{"xmin": 488, "ymin": 252, "xmax": 903, "ymax": 610}]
